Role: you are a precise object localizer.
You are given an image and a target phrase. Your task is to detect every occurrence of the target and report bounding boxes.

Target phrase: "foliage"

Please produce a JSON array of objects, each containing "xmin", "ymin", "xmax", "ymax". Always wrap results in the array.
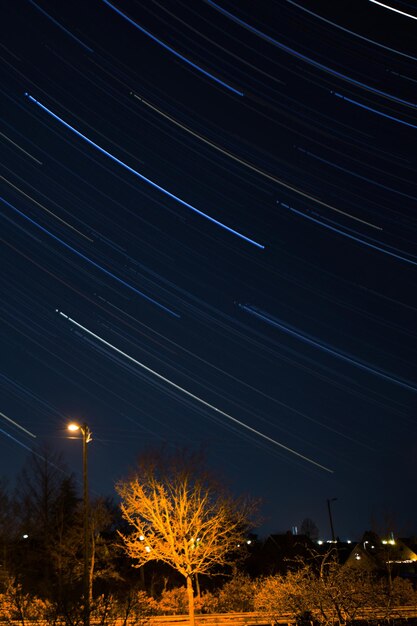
[
  {"xmin": 378, "ymin": 575, "xmax": 417, "ymax": 618},
  {"xmin": 0, "ymin": 581, "xmax": 52, "ymax": 625},
  {"xmin": 3, "ymin": 447, "xmax": 417, "ymax": 625},
  {"xmin": 255, "ymin": 550, "xmax": 417, "ymax": 625},
  {"xmin": 157, "ymin": 586, "xmax": 189, "ymax": 615},
  {"xmin": 197, "ymin": 590, "xmax": 219, "ymax": 614},
  {"xmin": 390, "ymin": 576, "xmax": 417, "ymax": 605},
  {"xmin": 254, "ymin": 569, "xmax": 313, "ymax": 621},
  {"xmin": 215, "ymin": 573, "xmax": 256, "ymax": 612},
  {"xmin": 90, "ymin": 591, "xmax": 158, "ymax": 626}
]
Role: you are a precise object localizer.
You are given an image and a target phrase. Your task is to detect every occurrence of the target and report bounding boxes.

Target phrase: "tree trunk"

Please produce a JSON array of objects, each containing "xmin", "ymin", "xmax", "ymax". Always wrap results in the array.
[
  {"xmin": 139, "ymin": 564, "xmax": 145, "ymax": 588},
  {"xmin": 186, "ymin": 575, "xmax": 195, "ymax": 626}
]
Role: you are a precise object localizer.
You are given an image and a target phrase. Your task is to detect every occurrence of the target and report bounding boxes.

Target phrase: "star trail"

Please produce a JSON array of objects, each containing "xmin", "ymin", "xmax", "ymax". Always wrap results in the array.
[{"xmin": 1, "ymin": 0, "xmax": 416, "ymax": 538}]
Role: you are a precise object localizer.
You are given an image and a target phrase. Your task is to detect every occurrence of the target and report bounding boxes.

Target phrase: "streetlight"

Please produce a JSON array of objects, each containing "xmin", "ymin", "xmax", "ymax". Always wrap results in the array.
[
  {"xmin": 327, "ymin": 497, "xmax": 337, "ymax": 543},
  {"xmin": 68, "ymin": 422, "xmax": 92, "ymax": 626}
]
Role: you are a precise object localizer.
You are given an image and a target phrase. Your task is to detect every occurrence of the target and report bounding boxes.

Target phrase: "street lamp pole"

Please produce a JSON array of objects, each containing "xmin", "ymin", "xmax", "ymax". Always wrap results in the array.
[
  {"xmin": 68, "ymin": 422, "xmax": 92, "ymax": 626},
  {"xmin": 82, "ymin": 423, "xmax": 91, "ymax": 626},
  {"xmin": 327, "ymin": 497, "xmax": 337, "ymax": 542}
]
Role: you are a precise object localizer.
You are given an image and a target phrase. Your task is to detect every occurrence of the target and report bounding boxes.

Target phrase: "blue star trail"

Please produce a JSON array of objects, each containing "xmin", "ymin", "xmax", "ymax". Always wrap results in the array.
[
  {"xmin": 100, "ymin": 0, "xmax": 244, "ymax": 96},
  {"xmin": 2, "ymin": 0, "xmax": 416, "ymax": 538},
  {"xmin": 25, "ymin": 94, "xmax": 264, "ymax": 250},
  {"xmin": 240, "ymin": 304, "xmax": 417, "ymax": 393},
  {"xmin": 2, "ymin": 197, "xmax": 180, "ymax": 318}
]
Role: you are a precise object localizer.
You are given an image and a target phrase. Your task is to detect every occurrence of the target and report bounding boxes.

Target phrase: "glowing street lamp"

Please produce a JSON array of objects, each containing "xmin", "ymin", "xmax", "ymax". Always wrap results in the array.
[{"xmin": 68, "ymin": 422, "xmax": 92, "ymax": 626}]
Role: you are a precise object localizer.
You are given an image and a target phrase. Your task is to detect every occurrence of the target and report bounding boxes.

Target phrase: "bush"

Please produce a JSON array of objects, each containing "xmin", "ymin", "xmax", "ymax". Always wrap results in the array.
[
  {"xmin": 91, "ymin": 591, "xmax": 158, "ymax": 625},
  {"xmin": 157, "ymin": 587, "xmax": 189, "ymax": 615},
  {"xmin": 254, "ymin": 571, "xmax": 312, "ymax": 621},
  {"xmin": 0, "ymin": 584, "xmax": 52, "ymax": 624},
  {"xmin": 216, "ymin": 573, "xmax": 256, "ymax": 612}
]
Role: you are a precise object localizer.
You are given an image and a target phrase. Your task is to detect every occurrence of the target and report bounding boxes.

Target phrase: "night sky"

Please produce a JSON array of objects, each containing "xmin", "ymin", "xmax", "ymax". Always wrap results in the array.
[{"xmin": 1, "ymin": 0, "xmax": 417, "ymax": 542}]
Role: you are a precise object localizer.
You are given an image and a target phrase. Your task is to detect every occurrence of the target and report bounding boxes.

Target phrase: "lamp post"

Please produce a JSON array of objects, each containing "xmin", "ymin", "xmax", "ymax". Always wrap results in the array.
[
  {"xmin": 68, "ymin": 422, "xmax": 92, "ymax": 626},
  {"xmin": 327, "ymin": 497, "xmax": 337, "ymax": 542}
]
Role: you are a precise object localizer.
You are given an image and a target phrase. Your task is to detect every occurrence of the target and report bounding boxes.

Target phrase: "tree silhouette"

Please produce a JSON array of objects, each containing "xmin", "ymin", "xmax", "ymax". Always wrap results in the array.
[{"xmin": 300, "ymin": 518, "xmax": 319, "ymax": 542}]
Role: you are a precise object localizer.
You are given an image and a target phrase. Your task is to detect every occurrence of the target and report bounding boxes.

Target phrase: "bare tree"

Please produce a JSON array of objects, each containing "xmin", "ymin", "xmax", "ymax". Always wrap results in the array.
[
  {"xmin": 0, "ymin": 478, "xmax": 14, "ymax": 589},
  {"xmin": 13, "ymin": 446, "xmax": 71, "ymax": 599},
  {"xmin": 116, "ymin": 450, "xmax": 256, "ymax": 626}
]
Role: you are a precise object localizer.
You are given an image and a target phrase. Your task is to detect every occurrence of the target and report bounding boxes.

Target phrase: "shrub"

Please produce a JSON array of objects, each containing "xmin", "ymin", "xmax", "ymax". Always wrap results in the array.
[
  {"xmin": 157, "ymin": 587, "xmax": 188, "ymax": 615},
  {"xmin": 216, "ymin": 573, "xmax": 256, "ymax": 612}
]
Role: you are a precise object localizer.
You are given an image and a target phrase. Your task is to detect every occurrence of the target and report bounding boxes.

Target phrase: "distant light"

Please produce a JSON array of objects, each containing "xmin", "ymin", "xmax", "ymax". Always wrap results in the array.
[
  {"xmin": 68, "ymin": 423, "xmax": 80, "ymax": 432},
  {"xmin": 347, "ymin": 540, "xmax": 351, "ymax": 544},
  {"xmin": 355, "ymin": 553, "xmax": 361, "ymax": 560},
  {"xmin": 22, "ymin": 534, "xmax": 29, "ymax": 539},
  {"xmin": 139, "ymin": 535, "xmax": 145, "ymax": 541},
  {"xmin": 318, "ymin": 540, "xmax": 323, "ymax": 545},
  {"xmin": 145, "ymin": 546, "xmax": 151, "ymax": 553},
  {"xmin": 237, "ymin": 544, "xmax": 241, "ymax": 547},
  {"xmin": 247, "ymin": 540, "xmax": 252, "ymax": 545}
]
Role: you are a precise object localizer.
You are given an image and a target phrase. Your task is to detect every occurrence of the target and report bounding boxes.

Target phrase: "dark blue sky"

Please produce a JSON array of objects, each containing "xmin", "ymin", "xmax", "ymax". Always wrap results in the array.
[{"xmin": 1, "ymin": 0, "xmax": 416, "ymax": 541}]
